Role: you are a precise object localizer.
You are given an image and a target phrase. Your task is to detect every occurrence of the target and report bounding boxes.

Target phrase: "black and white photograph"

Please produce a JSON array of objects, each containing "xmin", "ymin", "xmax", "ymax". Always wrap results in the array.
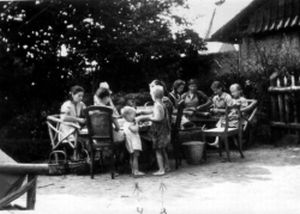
[{"xmin": 1, "ymin": 0, "xmax": 300, "ymax": 213}]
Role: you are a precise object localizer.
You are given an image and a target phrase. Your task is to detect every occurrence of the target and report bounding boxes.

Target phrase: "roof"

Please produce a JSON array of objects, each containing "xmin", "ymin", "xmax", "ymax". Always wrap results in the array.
[{"xmin": 210, "ymin": 0, "xmax": 300, "ymax": 43}]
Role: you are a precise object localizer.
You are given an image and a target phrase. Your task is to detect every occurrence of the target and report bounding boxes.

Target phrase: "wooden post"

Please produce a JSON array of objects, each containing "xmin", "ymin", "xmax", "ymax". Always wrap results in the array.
[
  {"xmin": 277, "ymin": 78, "xmax": 284, "ymax": 123},
  {"xmin": 0, "ymin": 163, "xmax": 49, "ymax": 174},
  {"xmin": 26, "ymin": 174, "xmax": 37, "ymax": 210},
  {"xmin": 283, "ymin": 76, "xmax": 290, "ymax": 129}
]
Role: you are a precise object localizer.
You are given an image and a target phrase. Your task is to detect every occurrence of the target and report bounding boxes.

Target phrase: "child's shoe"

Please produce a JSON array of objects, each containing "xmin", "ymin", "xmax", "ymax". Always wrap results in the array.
[
  {"xmin": 133, "ymin": 171, "xmax": 145, "ymax": 177},
  {"xmin": 153, "ymin": 170, "xmax": 165, "ymax": 176}
]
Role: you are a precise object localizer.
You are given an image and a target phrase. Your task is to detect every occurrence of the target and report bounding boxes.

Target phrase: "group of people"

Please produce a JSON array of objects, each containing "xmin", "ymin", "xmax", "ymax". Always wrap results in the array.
[{"xmin": 59, "ymin": 78, "xmax": 254, "ymax": 177}]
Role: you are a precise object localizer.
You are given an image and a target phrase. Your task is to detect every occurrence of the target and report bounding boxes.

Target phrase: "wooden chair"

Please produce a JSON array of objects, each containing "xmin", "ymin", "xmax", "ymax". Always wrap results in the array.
[
  {"xmin": 46, "ymin": 114, "xmax": 80, "ymax": 154},
  {"xmin": 202, "ymin": 104, "xmax": 244, "ymax": 162},
  {"xmin": 171, "ymin": 101, "xmax": 185, "ymax": 169},
  {"xmin": 84, "ymin": 106, "xmax": 116, "ymax": 179}
]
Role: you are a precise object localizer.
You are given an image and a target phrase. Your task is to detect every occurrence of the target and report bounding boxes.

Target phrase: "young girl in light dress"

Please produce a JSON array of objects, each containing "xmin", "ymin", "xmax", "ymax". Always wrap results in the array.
[
  {"xmin": 138, "ymin": 85, "xmax": 171, "ymax": 176},
  {"xmin": 121, "ymin": 106, "xmax": 145, "ymax": 177}
]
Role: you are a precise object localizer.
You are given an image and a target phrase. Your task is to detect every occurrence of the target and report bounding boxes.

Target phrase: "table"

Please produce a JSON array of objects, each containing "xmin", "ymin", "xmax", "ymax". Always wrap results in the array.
[
  {"xmin": 184, "ymin": 111, "xmax": 219, "ymax": 124},
  {"xmin": 79, "ymin": 118, "xmax": 152, "ymax": 139}
]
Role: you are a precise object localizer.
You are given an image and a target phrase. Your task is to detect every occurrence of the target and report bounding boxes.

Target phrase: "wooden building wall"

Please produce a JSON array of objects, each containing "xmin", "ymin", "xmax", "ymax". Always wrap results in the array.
[{"xmin": 239, "ymin": 31, "xmax": 300, "ymax": 74}]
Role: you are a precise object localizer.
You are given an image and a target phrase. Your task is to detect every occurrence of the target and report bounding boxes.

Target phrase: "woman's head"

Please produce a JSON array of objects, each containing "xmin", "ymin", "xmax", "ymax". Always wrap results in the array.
[
  {"xmin": 121, "ymin": 106, "xmax": 136, "ymax": 122},
  {"xmin": 173, "ymin": 79, "xmax": 185, "ymax": 94},
  {"xmin": 70, "ymin": 85, "xmax": 84, "ymax": 103},
  {"xmin": 230, "ymin": 83, "xmax": 242, "ymax": 98},
  {"xmin": 211, "ymin": 81, "xmax": 224, "ymax": 95},
  {"xmin": 150, "ymin": 85, "xmax": 164, "ymax": 101},
  {"xmin": 96, "ymin": 87, "xmax": 111, "ymax": 105},
  {"xmin": 188, "ymin": 79, "xmax": 198, "ymax": 93}
]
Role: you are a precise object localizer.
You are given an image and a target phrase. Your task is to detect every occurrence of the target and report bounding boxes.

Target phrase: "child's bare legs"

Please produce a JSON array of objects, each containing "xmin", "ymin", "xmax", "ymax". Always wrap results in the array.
[
  {"xmin": 162, "ymin": 148, "xmax": 170, "ymax": 172},
  {"xmin": 132, "ymin": 151, "xmax": 145, "ymax": 176},
  {"xmin": 208, "ymin": 119, "xmax": 221, "ymax": 148},
  {"xmin": 129, "ymin": 155, "xmax": 134, "ymax": 174},
  {"xmin": 153, "ymin": 149, "xmax": 165, "ymax": 175}
]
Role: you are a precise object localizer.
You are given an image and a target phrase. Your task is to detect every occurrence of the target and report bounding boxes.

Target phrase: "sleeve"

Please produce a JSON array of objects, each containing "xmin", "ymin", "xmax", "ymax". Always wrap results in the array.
[
  {"xmin": 240, "ymin": 97, "xmax": 248, "ymax": 108},
  {"xmin": 225, "ymin": 94, "xmax": 234, "ymax": 106},
  {"xmin": 60, "ymin": 102, "xmax": 71, "ymax": 115}
]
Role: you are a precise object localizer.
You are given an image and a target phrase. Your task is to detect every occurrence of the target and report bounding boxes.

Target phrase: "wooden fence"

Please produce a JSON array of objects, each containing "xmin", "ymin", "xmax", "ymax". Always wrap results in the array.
[{"xmin": 268, "ymin": 72, "xmax": 300, "ymax": 143}]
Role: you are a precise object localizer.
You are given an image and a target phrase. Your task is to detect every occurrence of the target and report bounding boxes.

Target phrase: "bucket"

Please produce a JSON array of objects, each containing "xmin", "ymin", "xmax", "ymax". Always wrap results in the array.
[{"xmin": 182, "ymin": 141, "xmax": 205, "ymax": 165}]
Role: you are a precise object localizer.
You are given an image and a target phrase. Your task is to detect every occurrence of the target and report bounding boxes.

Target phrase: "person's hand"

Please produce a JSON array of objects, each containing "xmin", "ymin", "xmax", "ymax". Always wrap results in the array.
[
  {"xmin": 196, "ymin": 106, "xmax": 205, "ymax": 111},
  {"xmin": 210, "ymin": 108, "xmax": 219, "ymax": 114}
]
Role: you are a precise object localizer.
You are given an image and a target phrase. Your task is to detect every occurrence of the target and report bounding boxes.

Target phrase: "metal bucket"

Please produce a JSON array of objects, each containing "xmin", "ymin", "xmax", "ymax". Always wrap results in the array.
[{"xmin": 182, "ymin": 141, "xmax": 205, "ymax": 165}]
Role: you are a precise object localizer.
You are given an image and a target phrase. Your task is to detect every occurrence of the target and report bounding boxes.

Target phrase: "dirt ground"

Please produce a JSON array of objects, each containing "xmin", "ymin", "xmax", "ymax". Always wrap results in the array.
[{"xmin": 6, "ymin": 145, "xmax": 300, "ymax": 214}]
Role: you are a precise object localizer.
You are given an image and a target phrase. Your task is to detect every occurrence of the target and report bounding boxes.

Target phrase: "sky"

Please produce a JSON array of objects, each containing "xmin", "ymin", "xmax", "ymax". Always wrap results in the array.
[{"xmin": 176, "ymin": 0, "xmax": 254, "ymax": 52}]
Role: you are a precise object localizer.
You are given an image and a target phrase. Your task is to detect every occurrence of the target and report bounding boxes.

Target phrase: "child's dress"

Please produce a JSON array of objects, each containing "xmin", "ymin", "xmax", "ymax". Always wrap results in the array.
[
  {"xmin": 220, "ymin": 96, "xmax": 248, "ymax": 128},
  {"xmin": 123, "ymin": 121, "xmax": 142, "ymax": 153},
  {"xmin": 150, "ymin": 102, "xmax": 171, "ymax": 149}
]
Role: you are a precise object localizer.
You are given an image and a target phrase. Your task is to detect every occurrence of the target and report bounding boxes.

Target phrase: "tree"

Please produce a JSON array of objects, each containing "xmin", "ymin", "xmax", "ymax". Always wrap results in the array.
[{"xmin": 0, "ymin": 0, "xmax": 206, "ymax": 137}]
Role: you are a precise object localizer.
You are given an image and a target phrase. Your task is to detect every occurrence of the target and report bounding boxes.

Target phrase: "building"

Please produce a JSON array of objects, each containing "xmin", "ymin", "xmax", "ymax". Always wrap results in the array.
[{"xmin": 210, "ymin": 0, "xmax": 300, "ymax": 74}]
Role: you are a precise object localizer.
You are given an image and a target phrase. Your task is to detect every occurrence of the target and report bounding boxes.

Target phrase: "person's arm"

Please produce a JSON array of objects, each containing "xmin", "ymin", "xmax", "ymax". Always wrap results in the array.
[
  {"xmin": 137, "ymin": 109, "xmax": 153, "ymax": 115},
  {"xmin": 94, "ymin": 95, "xmax": 100, "ymax": 106},
  {"xmin": 113, "ymin": 118, "xmax": 121, "ymax": 131},
  {"xmin": 137, "ymin": 104, "xmax": 164, "ymax": 122},
  {"xmin": 196, "ymin": 91, "xmax": 213, "ymax": 111},
  {"xmin": 61, "ymin": 115, "xmax": 85, "ymax": 124},
  {"xmin": 61, "ymin": 103, "xmax": 85, "ymax": 124},
  {"xmin": 109, "ymin": 98, "xmax": 120, "ymax": 117},
  {"xmin": 241, "ymin": 99, "xmax": 257, "ymax": 113}
]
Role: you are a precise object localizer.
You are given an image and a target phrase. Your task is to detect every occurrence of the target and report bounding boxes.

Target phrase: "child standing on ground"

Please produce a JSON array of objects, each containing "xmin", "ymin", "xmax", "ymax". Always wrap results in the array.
[
  {"xmin": 121, "ymin": 106, "xmax": 145, "ymax": 177},
  {"xmin": 138, "ymin": 85, "xmax": 171, "ymax": 176}
]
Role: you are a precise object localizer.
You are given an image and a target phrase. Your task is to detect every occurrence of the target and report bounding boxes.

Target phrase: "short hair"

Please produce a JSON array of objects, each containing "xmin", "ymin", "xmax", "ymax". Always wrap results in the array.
[
  {"xmin": 121, "ymin": 106, "xmax": 136, "ymax": 117},
  {"xmin": 211, "ymin": 81, "xmax": 224, "ymax": 90},
  {"xmin": 230, "ymin": 83, "xmax": 242, "ymax": 91},
  {"xmin": 70, "ymin": 85, "xmax": 84, "ymax": 95},
  {"xmin": 188, "ymin": 79, "xmax": 198, "ymax": 87},
  {"xmin": 96, "ymin": 87, "xmax": 110, "ymax": 99},
  {"xmin": 173, "ymin": 79, "xmax": 185, "ymax": 91},
  {"xmin": 149, "ymin": 79, "xmax": 168, "ymax": 95},
  {"xmin": 151, "ymin": 85, "xmax": 164, "ymax": 99}
]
